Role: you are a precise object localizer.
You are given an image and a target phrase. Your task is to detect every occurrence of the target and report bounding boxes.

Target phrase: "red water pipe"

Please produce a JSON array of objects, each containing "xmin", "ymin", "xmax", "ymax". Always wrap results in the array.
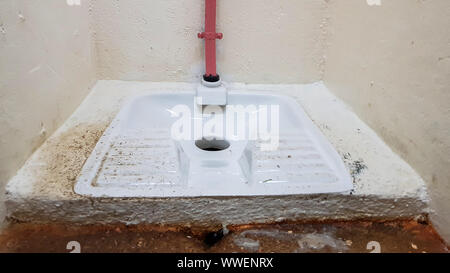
[{"xmin": 198, "ymin": 0, "xmax": 223, "ymax": 82}]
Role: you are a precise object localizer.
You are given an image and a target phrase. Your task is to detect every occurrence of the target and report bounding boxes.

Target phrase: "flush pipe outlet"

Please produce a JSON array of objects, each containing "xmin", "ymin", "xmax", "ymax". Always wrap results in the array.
[{"xmin": 197, "ymin": 0, "xmax": 227, "ymax": 106}]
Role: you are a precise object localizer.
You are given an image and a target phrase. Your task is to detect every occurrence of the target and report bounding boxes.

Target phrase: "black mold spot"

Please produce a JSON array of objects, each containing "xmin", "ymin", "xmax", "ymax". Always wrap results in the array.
[
  {"xmin": 341, "ymin": 152, "xmax": 367, "ymax": 179},
  {"xmin": 204, "ymin": 229, "xmax": 225, "ymax": 247},
  {"xmin": 351, "ymin": 160, "xmax": 367, "ymax": 177}
]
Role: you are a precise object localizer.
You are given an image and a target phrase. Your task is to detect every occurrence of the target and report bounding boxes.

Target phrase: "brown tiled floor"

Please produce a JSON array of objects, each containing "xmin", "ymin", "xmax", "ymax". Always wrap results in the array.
[{"xmin": 0, "ymin": 220, "xmax": 448, "ymax": 253}]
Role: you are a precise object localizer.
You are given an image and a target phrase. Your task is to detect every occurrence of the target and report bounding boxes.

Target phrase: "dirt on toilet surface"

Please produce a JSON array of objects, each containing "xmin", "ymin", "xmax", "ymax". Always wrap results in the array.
[
  {"xmin": 0, "ymin": 220, "xmax": 447, "ymax": 253},
  {"xmin": 29, "ymin": 122, "xmax": 109, "ymax": 199}
]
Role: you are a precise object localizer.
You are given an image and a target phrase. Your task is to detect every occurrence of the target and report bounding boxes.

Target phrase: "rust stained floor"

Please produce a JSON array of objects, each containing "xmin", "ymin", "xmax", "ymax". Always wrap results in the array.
[{"xmin": 0, "ymin": 220, "xmax": 448, "ymax": 253}]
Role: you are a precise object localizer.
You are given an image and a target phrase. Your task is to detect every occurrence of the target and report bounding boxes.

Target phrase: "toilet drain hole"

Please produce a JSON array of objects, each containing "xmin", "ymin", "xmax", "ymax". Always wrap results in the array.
[{"xmin": 195, "ymin": 139, "xmax": 230, "ymax": 152}]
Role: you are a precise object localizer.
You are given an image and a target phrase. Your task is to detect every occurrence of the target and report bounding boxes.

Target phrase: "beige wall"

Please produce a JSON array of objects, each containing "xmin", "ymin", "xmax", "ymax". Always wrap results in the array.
[
  {"xmin": 91, "ymin": 0, "xmax": 328, "ymax": 83},
  {"xmin": 323, "ymin": 0, "xmax": 450, "ymax": 242},
  {"xmin": 0, "ymin": 0, "xmax": 96, "ymax": 223}
]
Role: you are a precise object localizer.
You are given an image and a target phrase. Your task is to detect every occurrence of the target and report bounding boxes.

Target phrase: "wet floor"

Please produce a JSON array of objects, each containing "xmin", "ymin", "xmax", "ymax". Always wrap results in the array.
[{"xmin": 0, "ymin": 220, "xmax": 447, "ymax": 253}]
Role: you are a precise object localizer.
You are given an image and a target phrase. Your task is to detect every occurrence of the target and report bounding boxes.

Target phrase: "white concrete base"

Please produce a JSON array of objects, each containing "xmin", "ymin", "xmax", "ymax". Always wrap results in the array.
[{"xmin": 5, "ymin": 81, "xmax": 430, "ymax": 226}]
